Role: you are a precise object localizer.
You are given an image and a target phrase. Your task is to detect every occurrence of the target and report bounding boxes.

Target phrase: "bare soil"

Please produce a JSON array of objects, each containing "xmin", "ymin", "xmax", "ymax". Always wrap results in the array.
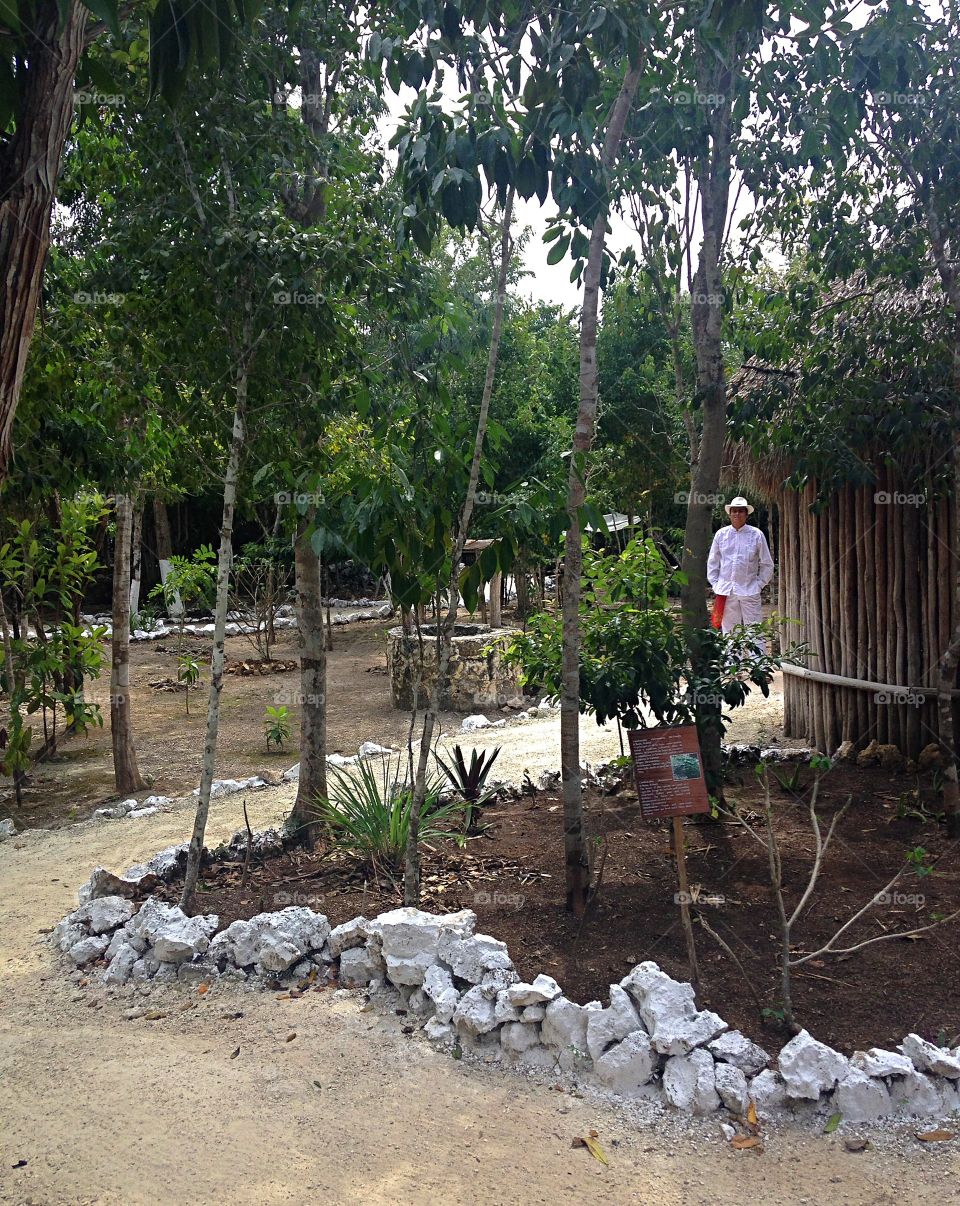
[
  {"xmin": 178, "ymin": 761, "xmax": 960, "ymax": 1059},
  {"xmin": 2, "ymin": 786, "xmax": 958, "ymax": 1204}
]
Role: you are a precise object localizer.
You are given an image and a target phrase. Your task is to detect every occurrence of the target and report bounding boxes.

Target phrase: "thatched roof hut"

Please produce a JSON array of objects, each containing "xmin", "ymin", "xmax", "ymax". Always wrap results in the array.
[{"xmin": 728, "ymin": 278, "xmax": 958, "ymax": 758}]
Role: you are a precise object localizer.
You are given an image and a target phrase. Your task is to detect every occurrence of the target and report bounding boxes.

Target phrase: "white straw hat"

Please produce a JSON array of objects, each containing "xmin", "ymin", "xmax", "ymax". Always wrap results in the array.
[{"xmin": 725, "ymin": 495, "xmax": 755, "ymax": 515}]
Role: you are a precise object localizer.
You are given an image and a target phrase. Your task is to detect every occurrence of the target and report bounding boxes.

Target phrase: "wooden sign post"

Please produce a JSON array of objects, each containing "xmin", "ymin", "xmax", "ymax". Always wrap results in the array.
[{"xmin": 627, "ymin": 725, "xmax": 710, "ymax": 987}]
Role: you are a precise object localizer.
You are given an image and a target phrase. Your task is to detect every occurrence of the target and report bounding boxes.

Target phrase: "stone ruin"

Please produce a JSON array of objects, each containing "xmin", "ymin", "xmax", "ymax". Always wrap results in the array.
[{"xmin": 387, "ymin": 623, "xmax": 521, "ymax": 712}]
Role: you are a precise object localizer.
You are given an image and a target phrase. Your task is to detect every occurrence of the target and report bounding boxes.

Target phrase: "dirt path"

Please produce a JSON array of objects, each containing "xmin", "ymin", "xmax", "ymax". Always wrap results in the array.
[{"xmin": 1, "ymin": 790, "xmax": 957, "ymax": 1204}]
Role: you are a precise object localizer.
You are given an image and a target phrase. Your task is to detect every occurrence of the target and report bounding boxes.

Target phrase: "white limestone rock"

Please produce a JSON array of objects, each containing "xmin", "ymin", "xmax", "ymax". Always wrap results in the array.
[
  {"xmin": 327, "ymin": 917, "xmax": 372, "ymax": 958},
  {"xmin": 593, "ymin": 1030, "xmax": 658, "ymax": 1095},
  {"xmin": 152, "ymin": 913, "xmax": 220, "ymax": 964},
  {"xmin": 500, "ymin": 1021, "xmax": 541, "ymax": 1055},
  {"xmin": 423, "ymin": 964, "xmax": 461, "ymax": 1024},
  {"xmin": 585, "ymin": 985, "xmax": 642, "ymax": 1063},
  {"xmin": 337, "ymin": 945, "xmax": 385, "ymax": 986},
  {"xmin": 521, "ymin": 1004, "xmax": 546, "ymax": 1022},
  {"xmin": 714, "ymin": 1062, "xmax": 750, "ymax": 1115},
  {"xmin": 178, "ymin": 959, "xmax": 220, "ymax": 988},
  {"xmin": 833, "ymin": 1068, "xmax": 892, "ymax": 1122},
  {"xmin": 663, "ymin": 1049, "xmax": 721, "ymax": 1115},
  {"xmin": 68, "ymin": 934, "xmax": 111, "ymax": 966},
  {"xmin": 541, "ymin": 996, "xmax": 602, "ymax": 1067},
  {"xmin": 424, "ymin": 1018, "xmax": 454, "ymax": 1043},
  {"xmin": 778, "ymin": 1029, "xmax": 849, "ymax": 1100},
  {"xmin": 620, "ymin": 962, "xmax": 696, "ymax": 1033},
  {"xmin": 889, "ymin": 1070, "xmax": 949, "ymax": 1117},
  {"xmin": 851, "ymin": 1048, "xmax": 915, "ymax": 1079},
  {"xmin": 462, "ymin": 714, "xmax": 492, "ymax": 732},
  {"xmin": 749, "ymin": 1069, "xmax": 789, "ymax": 1119},
  {"xmin": 453, "ymin": 985, "xmax": 499, "ymax": 1036},
  {"xmin": 358, "ymin": 741, "xmax": 393, "ymax": 758},
  {"xmin": 652, "ymin": 1009, "xmax": 727, "ymax": 1057},
  {"xmin": 900, "ymin": 1033, "xmax": 960, "ymax": 1079},
  {"xmin": 708, "ymin": 1030, "xmax": 770, "ymax": 1077},
  {"xmin": 377, "ymin": 907, "xmax": 475, "ymax": 987},
  {"xmin": 0, "ymin": 818, "xmax": 16, "ymax": 840},
  {"xmin": 102, "ymin": 942, "xmax": 139, "ymax": 985},
  {"xmin": 493, "ymin": 992, "xmax": 522, "ymax": 1025},
  {"xmin": 209, "ymin": 907, "xmax": 330, "ymax": 974},
  {"xmin": 52, "ymin": 918, "xmax": 87, "ymax": 954},
  {"xmin": 480, "ymin": 967, "xmax": 519, "ymax": 992},
  {"xmin": 438, "ymin": 931, "xmax": 513, "ymax": 984}
]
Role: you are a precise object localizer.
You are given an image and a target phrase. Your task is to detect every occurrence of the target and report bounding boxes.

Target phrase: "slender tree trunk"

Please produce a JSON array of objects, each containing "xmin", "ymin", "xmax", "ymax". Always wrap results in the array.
[
  {"xmin": 0, "ymin": 588, "xmax": 24, "ymax": 806},
  {"xmin": 153, "ymin": 499, "xmax": 183, "ymax": 617},
  {"xmin": 287, "ymin": 521, "xmax": 326, "ymax": 846},
  {"xmin": 560, "ymin": 63, "xmax": 643, "ymax": 916},
  {"xmin": 0, "ymin": 0, "xmax": 87, "ymax": 482},
  {"xmin": 679, "ymin": 47, "xmax": 736, "ymax": 798},
  {"xmin": 180, "ymin": 386, "xmax": 248, "ymax": 912},
  {"xmin": 403, "ymin": 188, "xmax": 516, "ymax": 906},
  {"xmin": 129, "ymin": 497, "xmax": 144, "ymax": 618},
  {"xmin": 110, "ymin": 492, "xmax": 145, "ymax": 794}
]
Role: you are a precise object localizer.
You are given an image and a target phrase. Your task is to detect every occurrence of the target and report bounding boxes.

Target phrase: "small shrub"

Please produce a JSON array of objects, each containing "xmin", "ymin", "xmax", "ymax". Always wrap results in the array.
[
  {"xmin": 313, "ymin": 758, "xmax": 464, "ymax": 871},
  {"xmin": 435, "ymin": 744, "xmax": 501, "ymax": 833},
  {"xmin": 264, "ymin": 704, "xmax": 291, "ymax": 751},
  {"xmin": 177, "ymin": 654, "xmax": 201, "ymax": 715}
]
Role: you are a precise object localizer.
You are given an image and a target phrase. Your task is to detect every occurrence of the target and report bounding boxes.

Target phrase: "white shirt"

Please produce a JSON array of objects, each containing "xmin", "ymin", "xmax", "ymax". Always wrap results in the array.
[{"xmin": 707, "ymin": 523, "xmax": 774, "ymax": 598}]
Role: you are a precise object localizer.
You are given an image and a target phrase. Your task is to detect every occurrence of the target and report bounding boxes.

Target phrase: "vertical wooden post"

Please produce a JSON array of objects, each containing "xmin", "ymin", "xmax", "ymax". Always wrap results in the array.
[
  {"xmin": 488, "ymin": 569, "xmax": 502, "ymax": 628},
  {"xmin": 673, "ymin": 814, "xmax": 699, "ymax": 988}
]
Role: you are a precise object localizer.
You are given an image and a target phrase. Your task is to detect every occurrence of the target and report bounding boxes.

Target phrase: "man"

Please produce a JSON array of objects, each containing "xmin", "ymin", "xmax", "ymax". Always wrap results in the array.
[{"xmin": 707, "ymin": 496, "xmax": 774, "ymax": 632}]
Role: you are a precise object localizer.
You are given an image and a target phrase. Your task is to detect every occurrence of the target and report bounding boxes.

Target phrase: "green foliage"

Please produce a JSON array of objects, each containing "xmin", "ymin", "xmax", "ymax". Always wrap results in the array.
[
  {"xmin": 263, "ymin": 704, "xmax": 291, "ymax": 752},
  {"xmin": 435, "ymin": 744, "xmax": 501, "ymax": 833},
  {"xmin": 312, "ymin": 759, "xmax": 464, "ymax": 871},
  {"xmin": 177, "ymin": 653, "xmax": 201, "ymax": 716}
]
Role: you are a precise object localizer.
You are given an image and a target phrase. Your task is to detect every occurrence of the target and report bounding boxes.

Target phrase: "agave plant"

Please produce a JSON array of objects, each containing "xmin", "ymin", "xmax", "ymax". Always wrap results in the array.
[
  {"xmin": 435, "ymin": 744, "xmax": 501, "ymax": 834},
  {"xmin": 312, "ymin": 757, "xmax": 464, "ymax": 873}
]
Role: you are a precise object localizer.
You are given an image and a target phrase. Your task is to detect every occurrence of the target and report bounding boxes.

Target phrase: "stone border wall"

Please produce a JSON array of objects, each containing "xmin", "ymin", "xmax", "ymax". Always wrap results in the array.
[{"xmin": 50, "ymin": 828, "xmax": 960, "ymax": 1128}]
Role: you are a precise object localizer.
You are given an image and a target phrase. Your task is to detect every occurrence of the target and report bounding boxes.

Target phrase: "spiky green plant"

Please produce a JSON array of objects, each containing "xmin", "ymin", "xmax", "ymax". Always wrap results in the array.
[{"xmin": 435, "ymin": 744, "xmax": 501, "ymax": 833}]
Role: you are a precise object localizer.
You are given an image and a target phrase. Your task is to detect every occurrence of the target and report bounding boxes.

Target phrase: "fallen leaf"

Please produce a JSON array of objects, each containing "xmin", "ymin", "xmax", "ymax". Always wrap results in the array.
[
  {"xmin": 11, "ymin": 1159, "xmax": 27, "ymax": 1169},
  {"xmin": 144, "ymin": 1010, "xmax": 166, "ymax": 1021},
  {"xmin": 230, "ymin": 1046, "xmax": 241, "ymax": 1059},
  {"xmin": 844, "ymin": 1138, "xmax": 870, "ymax": 1152},
  {"xmin": 746, "ymin": 1101, "xmax": 759, "ymax": 1128},
  {"xmin": 916, "ymin": 1129, "xmax": 955, "ymax": 1143},
  {"xmin": 731, "ymin": 1136, "xmax": 763, "ymax": 1152},
  {"xmin": 824, "ymin": 1112, "xmax": 842, "ymax": 1134},
  {"xmin": 313, "ymin": 1080, "xmax": 322, "ymax": 1089},
  {"xmin": 572, "ymin": 1133, "xmax": 609, "ymax": 1165},
  {"xmin": 286, "ymin": 1031, "xmax": 297, "ymax": 1042},
  {"xmin": 179, "ymin": 1001, "xmax": 197, "ymax": 1012},
  {"xmin": 198, "ymin": 983, "xmax": 209, "ymax": 995}
]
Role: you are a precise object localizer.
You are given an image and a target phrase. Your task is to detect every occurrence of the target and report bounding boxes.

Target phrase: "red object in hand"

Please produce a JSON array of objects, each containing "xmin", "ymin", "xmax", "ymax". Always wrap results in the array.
[{"xmin": 710, "ymin": 595, "xmax": 726, "ymax": 629}]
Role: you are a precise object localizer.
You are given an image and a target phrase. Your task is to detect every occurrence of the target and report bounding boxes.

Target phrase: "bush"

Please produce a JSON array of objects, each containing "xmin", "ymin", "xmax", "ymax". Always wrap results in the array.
[{"xmin": 313, "ymin": 758, "xmax": 465, "ymax": 871}]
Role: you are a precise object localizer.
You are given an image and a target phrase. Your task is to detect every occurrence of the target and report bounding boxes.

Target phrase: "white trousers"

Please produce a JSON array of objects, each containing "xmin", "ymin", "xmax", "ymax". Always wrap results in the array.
[{"xmin": 721, "ymin": 593, "xmax": 762, "ymax": 633}]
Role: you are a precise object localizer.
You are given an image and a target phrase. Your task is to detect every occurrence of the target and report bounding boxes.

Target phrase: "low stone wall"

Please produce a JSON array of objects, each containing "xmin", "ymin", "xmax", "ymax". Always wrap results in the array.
[
  {"xmin": 51, "ymin": 837, "xmax": 960, "ymax": 1127},
  {"xmin": 388, "ymin": 624, "xmax": 521, "ymax": 712}
]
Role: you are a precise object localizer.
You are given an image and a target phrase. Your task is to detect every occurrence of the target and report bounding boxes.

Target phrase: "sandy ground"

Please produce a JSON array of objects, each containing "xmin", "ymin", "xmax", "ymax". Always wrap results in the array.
[{"xmin": 2, "ymin": 783, "xmax": 959, "ymax": 1204}]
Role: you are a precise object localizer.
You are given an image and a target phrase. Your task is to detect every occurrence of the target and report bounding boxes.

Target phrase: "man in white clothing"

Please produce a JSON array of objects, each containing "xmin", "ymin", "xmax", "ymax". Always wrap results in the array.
[{"xmin": 707, "ymin": 496, "xmax": 774, "ymax": 633}]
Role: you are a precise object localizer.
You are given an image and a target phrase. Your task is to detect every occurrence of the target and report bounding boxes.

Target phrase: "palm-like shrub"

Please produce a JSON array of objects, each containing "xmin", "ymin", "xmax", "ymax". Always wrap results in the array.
[
  {"xmin": 435, "ymin": 744, "xmax": 501, "ymax": 833},
  {"xmin": 313, "ymin": 758, "xmax": 464, "ymax": 872}
]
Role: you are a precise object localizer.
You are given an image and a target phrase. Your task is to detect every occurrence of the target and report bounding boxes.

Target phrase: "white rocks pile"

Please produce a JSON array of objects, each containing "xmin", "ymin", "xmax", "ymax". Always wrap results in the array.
[
  {"xmin": 0, "ymin": 818, "xmax": 17, "ymax": 841},
  {"xmin": 94, "ymin": 795, "xmax": 173, "ymax": 821}
]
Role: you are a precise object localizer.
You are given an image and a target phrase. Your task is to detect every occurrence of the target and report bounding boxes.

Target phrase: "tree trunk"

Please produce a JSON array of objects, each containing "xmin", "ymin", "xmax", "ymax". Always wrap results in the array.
[
  {"xmin": 403, "ymin": 188, "xmax": 516, "ymax": 907},
  {"xmin": 679, "ymin": 48, "xmax": 736, "ymax": 796},
  {"xmin": 180, "ymin": 389, "xmax": 248, "ymax": 912},
  {"xmin": 0, "ymin": 0, "xmax": 87, "ymax": 482},
  {"xmin": 560, "ymin": 63, "xmax": 643, "ymax": 916},
  {"xmin": 110, "ymin": 492, "xmax": 145, "ymax": 795},
  {"xmin": 129, "ymin": 498, "xmax": 144, "ymax": 618},
  {"xmin": 287, "ymin": 522, "xmax": 326, "ymax": 847},
  {"xmin": 153, "ymin": 499, "xmax": 183, "ymax": 617}
]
